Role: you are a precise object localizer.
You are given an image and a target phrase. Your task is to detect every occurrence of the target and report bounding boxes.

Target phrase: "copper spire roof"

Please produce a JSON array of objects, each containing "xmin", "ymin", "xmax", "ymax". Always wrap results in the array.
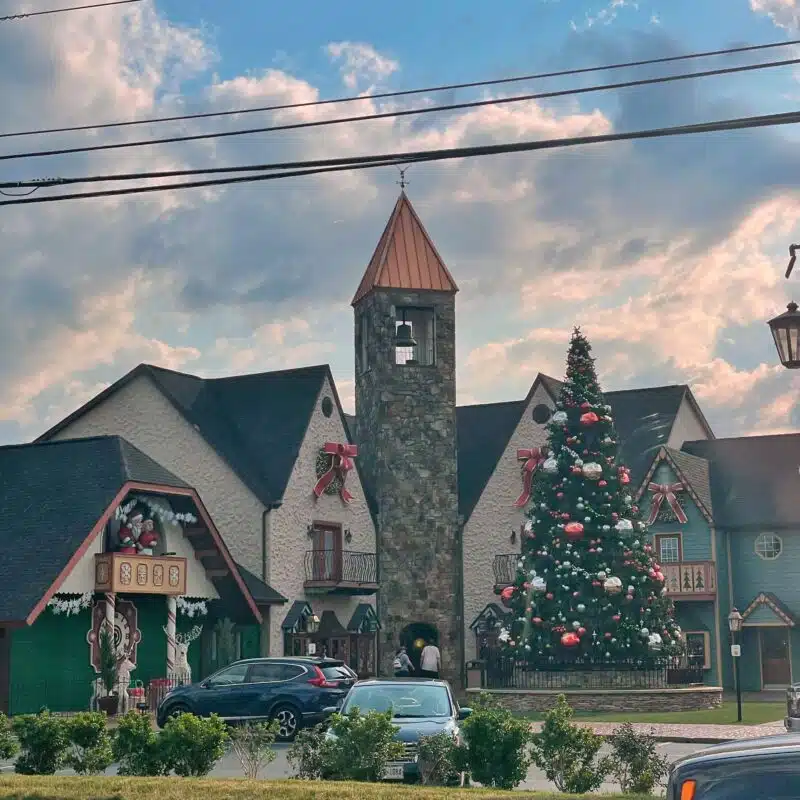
[{"xmin": 351, "ymin": 191, "xmax": 459, "ymax": 305}]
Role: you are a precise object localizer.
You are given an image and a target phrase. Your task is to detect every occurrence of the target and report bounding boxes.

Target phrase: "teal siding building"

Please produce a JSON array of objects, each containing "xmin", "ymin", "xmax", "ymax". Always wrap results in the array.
[{"xmin": 638, "ymin": 434, "xmax": 800, "ymax": 693}]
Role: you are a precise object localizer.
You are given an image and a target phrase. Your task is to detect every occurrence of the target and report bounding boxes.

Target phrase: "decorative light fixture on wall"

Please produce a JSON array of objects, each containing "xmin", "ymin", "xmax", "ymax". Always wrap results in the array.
[
  {"xmin": 306, "ymin": 524, "xmax": 315, "ymax": 538},
  {"xmin": 344, "ymin": 528, "xmax": 352, "ymax": 544}
]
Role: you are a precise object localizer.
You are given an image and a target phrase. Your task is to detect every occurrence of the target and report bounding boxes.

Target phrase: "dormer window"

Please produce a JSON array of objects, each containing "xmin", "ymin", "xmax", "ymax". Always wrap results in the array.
[{"xmin": 395, "ymin": 306, "xmax": 435, "ymax": 366}]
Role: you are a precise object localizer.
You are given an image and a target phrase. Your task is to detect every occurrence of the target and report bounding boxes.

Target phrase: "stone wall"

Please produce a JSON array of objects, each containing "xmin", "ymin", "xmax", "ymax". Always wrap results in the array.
[
  {"xmin": 468, "ymin": 686, "xmax": 723, "ymax": 713},
  {"xmin": 354, "ymin": 288, "xmax": 463, "ymax": 686}
]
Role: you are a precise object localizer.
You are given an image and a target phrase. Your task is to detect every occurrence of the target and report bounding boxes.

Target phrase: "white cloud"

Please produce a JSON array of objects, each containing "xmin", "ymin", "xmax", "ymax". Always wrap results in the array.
[
  {"xmin": 751, "ymin": 0, "xmax": 800, "ymax": 30},
  {"xmin": 326, "ymin": 41, "xmax": 399, "ymax": 91}
]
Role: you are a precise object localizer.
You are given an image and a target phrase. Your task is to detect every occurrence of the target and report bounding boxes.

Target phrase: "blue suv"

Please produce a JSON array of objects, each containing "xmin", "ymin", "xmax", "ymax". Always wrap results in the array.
[{"xmin": 156, "ymin": 657, "xmax": 356, "ymax": 741}]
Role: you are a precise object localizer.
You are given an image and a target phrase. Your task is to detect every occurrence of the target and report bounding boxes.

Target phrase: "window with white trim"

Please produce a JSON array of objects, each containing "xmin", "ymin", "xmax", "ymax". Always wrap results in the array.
[
  {"xmin": 656, "ymin": 534, "xmax": 682, "ymax": 564},
  {"xmin": 755, "ymin": 532, "xmax": 782, "ymax": 561}
]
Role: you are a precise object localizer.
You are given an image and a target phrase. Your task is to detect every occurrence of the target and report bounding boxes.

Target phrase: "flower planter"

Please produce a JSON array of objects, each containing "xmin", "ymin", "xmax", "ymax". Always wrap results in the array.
[{"xmin": 98, "ymin": 694, "xmax": 119, "ymax": 716}]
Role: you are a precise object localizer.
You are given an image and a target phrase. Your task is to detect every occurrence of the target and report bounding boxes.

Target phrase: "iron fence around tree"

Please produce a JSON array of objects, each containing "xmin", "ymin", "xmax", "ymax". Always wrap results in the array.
[{"xmin": 480, "ymin": 651, "xmax": 705, "ymax": 691}]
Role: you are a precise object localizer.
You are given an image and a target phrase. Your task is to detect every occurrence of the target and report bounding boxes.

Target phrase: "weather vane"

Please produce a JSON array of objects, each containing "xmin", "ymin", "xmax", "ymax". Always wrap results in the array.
[{"xmin": 396, "ymin": 167, "xmax": 410, "ymax": 190}]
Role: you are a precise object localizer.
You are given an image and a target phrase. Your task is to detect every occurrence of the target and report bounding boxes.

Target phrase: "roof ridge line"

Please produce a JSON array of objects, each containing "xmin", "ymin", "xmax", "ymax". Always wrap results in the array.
[{"xmin": 0, "ymin": 434, "xmax": 121, "ymax": 452}]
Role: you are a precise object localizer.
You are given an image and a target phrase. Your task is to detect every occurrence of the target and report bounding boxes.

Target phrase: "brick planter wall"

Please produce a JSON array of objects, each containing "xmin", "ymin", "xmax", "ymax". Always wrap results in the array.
[{"xmin": 468, "ymin": 686, "xmax": 723, "ymax": 713}]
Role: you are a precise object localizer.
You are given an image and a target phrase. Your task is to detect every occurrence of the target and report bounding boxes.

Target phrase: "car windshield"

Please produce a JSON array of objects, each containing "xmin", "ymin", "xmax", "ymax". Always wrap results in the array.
[{"xmin": 342, "ymin": 683, "xmax": 452, "ymax": 718}]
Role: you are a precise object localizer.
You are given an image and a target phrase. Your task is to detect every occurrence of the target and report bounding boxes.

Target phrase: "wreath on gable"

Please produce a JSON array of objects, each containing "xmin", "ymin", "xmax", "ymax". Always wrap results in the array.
[
  {"xmin": 315, "ymin": 449, "xmax": 344, "ymax": 497},
  {"xmin": 655, "ymin": 492, "xmax": 689, "ymax": 524}
]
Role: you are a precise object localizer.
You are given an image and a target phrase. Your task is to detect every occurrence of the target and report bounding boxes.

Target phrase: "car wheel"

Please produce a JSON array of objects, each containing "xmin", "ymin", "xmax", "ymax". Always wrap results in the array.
[
  {"xmin": 159, "ymin": 702, "xmax": 190, "ymax": 727},
  {"xmin": 272, "ymin": 704, "xmax": 300, "ymax": 742}
]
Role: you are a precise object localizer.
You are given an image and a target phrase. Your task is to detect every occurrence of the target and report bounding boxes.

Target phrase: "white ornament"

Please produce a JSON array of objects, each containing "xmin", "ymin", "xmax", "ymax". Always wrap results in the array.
[
  {"xmin": 615, "ymin": 519, "xmax": 633, "ymax": 532},
  {"xmin": 176, "ymin": 597, "xmax": 209, "ymax": 618},
  {"xmin": 597, "ymin": 571, "xmax": 607, "ymax": 580},
  {"xmin": 552, "ymin": 411, "xmax": 568, "ymax": 424},
  {"xmin": 640, "ymin": 628, "xmax": 650, "ymax": 638},
  {"xmin": 48, "ymin": 591, "xmax": 93, "ymax": 616},
  {"xmin": 604, "ymin": 577, "xmax": 623, "ymax": 595},
  {"xmin": 582, "ymin": 462, "xmax": 603, "ymax": 480},
  {"xmin": 543, "ymin": 457, "xmax": 559, "ymax": 474},
  {"xmin": 498, "ymin": 627, "xmax": 511, "ymax": 643},
  {"xmin": 524, "ymin": 519, "xmax": 533, "ymax": 533}
]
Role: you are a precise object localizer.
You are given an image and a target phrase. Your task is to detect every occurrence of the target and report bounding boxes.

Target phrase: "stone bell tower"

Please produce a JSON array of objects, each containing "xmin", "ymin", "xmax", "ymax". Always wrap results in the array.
[{"xmin": 352, "ymin": 191, "xmax": 463, "ymax": 686}]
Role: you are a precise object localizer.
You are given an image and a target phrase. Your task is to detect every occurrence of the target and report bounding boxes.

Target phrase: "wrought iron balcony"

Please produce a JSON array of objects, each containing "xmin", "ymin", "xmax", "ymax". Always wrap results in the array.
[
  {"xmin": 303, "ymin": 550, "xmax": 378, "ymax": 595},
  {"xmin": 662, "ymin": 561, "xmax": 716, "ymax": 600},
  {"xmin": 493, "ymin": 554, "xmax": 519, "ymax": 589}
]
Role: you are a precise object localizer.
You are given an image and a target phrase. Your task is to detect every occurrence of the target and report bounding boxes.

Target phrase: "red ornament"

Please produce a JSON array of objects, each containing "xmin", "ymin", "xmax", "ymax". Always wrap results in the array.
[
  {"xmin": 500, "ymin": 586, "xmax": 515, "ymax": 606},
  {"xmin": 604, "ymin": 632, "xmax": 613, "ymax": 639},
  {"xmin": 564, "ymin": 521, "xmax": 585, "ymax": 541},
  {"xmin": 561, "ymin": 512, "xmax": 571, "ymax": 520},
  {"xmin": 612, "ymin": 615, "xmax": 621, "ymax": 622},
  {"xmin": 598, "ymin": 480, "xmax": 608, "ymax": 487},
  {"xmin": 557, "ymin": 492, "xmax": 564, "ymax": 499},
  {"xmin": 581, "ymin": 401, "xmax": 592, "ymax": 409},
  {"xmin": 577, "ymin": 627, "xmax": 587, "ymax": 637},
  {"xmin": 561, "ymin": 632, "xmax": 580, "ymax": 648},
  {"xmin": 580, "ymin": 412, "xmax": 599, "ymax": 426},
  {"xmin": 546, "ymin": 592, "xmax": 554, "ymax": 600},
  {"xmin": 533, "ymin": 617, "xmax": 543, "ymax": 625}
]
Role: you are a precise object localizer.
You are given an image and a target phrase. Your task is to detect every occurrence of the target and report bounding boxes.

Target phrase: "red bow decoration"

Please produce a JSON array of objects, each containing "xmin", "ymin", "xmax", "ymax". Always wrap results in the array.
[
  {"xmin": 514, "ymin": 447, "xmax": 547, "ymax": 508},
  {"xmin": 313, "ymin": 442, "xmax": 359, "ymax": 504},
  {"xmin": 646, "ymin": 482, "xmax": 688, "ymax": 525}
]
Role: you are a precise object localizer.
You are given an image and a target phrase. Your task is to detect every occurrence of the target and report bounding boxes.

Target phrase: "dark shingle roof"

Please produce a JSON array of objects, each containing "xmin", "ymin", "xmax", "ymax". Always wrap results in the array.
[
  {"xmin": 682, "ymin": 435, "xmax": 800, "ymax": 529},
  {"xmin": 347, "ymin": 602, "xmax": 380, "ymax": 633},
  {"xmin": 663, "ymin": 447, "xmax": 713, "ymax": 518},
  {"xmin": 236, "ymin": 563, "xmax": 287, "ymax": 605},
  {"xmin": 0, "ymin": 436, "xmax": 186, "ymax": 622},
  {"xmin": 39, "ymin": 363, "xmax": 332, "ymax": 507},
  {"xmin": 456, "ymin": 400, "xmax": 526, "ymax": 521}
]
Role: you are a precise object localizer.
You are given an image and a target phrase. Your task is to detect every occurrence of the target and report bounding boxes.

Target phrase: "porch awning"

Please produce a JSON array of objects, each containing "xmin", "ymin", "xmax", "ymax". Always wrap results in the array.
[
  {"xmin": 469, "ymin": 603, "xmax": 509, "ymax": 631},
  {"xmin": 281, "ymin": 600, "xmax": 313, "ymax": 633},
  {"xmin": 742, "ymin": 592, "xmax": 796, "ymax": 627},
  {"xmin": 312, "ymin": 610, "xmax": 348, "ymax": 640},
  {"xmin": 347, "ymin": 603, "xmax": 380, "ymax": 634}
]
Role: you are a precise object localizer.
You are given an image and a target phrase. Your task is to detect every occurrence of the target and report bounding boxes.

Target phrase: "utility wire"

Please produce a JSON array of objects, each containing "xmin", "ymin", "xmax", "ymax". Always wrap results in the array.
[
  {"xmin": 3, "ymin": 54, "xmax": 799, "ymax": 164},
  {"xmin": 0, "ymin": 0, "xmax": 141, "ymax": 22},
  {"xmin": 2, "ymin": 36, "xmax": 799, "ymax": 139},
  {"xmin": 2, "ymin": 107, "xmax": 799, "ymax": 205}
]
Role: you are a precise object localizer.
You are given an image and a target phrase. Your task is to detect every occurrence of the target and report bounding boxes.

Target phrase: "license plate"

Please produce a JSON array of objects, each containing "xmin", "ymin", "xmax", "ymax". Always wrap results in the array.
[{"xmin": 383, "ymin": 764, "xmax": 404, "ymax": 780}]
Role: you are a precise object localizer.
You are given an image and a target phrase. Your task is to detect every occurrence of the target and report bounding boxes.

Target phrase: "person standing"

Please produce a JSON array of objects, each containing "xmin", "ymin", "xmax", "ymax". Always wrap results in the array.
[
  {"xmin": 393, "ymin": 646, "xmax": 414, "ymax": 677},
  {"xmin": 419, "ymin": 641, "xmax": 441, "ymax": 679}
]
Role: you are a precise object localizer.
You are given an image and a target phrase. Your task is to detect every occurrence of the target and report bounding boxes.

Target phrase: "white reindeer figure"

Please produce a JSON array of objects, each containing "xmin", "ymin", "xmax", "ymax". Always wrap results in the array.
[{"xmin": 169, "ymin": 625, "xmax": 203, "ymax": 685}]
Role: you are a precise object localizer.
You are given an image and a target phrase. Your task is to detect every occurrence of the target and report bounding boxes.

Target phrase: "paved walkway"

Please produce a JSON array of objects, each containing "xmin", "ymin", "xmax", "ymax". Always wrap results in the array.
[{"xmin": 528, "ymin": 719, "xmax": 787, "ymax": 744}]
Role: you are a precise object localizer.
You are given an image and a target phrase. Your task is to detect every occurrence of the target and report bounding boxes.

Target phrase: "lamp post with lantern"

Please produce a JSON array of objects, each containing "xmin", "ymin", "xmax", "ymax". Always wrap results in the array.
[
  {"xmin": 768, "ymin": 245, "xmax": 800, "ymax": 369},
  {"xmin": 728, "ymin": 608, "xmax": 744, "ymax": 723}
]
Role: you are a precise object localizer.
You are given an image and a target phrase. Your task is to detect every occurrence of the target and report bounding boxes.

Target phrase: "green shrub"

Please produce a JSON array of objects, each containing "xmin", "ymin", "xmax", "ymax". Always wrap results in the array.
[
  {"xmin": 113, "ymin": 711, "xmax": 171, "ymax": 776},
  {"xmin": 289, "ymin": 709, "xmax": 404, "ymax": 782},
  {"xmin": 229, "ymin": 720, "xmax": 279, "ymax": 779},
  {"xmin": 416, "ymin": 731, "xmax": 465, "ymax": 786},
  {"xmin": 459, "ymin": 694, "xmax": 532, "ymax": 789},
  {"xmin": 0, "ymin": 712, "xmax": 18, "ymax": 761},
  {"xmin": 11, "ymin": 710, "xmax": 70, "ymax": 775},
  {"xmin": 66, "ymin": 712, "xmax": 113, "ymax": 775},
  {"xmin": 607, "ymin": 722, "xmax": 670, "ymax": 795},
  {"xmin": 530, "ymin": 694, "xmax": 609, "ymax": 794},
  {"xmin": 160, "ymin": 712, "xmax": 229, "ymax": 777},
  {"xmin": 287, "ymin": 724, "xmax": 328, "ymax": 780}
]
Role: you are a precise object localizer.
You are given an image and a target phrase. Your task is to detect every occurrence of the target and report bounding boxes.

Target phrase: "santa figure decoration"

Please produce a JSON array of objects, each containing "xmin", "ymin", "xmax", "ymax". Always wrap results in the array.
[
  {"xmin": 137, "ymin": 517, "xmax": 159, "ymax": 556},
  {"xmin": 117, "ymin": 507, "xmax": 146, "ymax": 554}
]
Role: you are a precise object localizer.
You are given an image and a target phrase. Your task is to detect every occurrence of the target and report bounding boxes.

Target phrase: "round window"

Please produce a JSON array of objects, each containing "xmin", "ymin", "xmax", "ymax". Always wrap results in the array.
[
  {"xmin": 532, "ymin": 403, "xmax": 552, "ymax": 424},
  {"xmin": 755, "ymin": 532, "xmax": 782, "ymax": 560},
  {"xmin": 321, "ymin": 396, "xmax": 334, "ymax": 418}
]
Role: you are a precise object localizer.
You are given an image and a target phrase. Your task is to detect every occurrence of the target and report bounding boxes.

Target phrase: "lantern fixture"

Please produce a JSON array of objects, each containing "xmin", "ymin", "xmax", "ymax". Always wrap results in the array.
[
  {"xmin": 728, "ymin": 607, "xmax": 743, "ymax": 634},
  {"xmin": 305, "ymin": 613, "xmax": 320, "ymax": 635},
  {"xmin": 768, "ymin": 302, "xmax": 800, "ymax": 369}
]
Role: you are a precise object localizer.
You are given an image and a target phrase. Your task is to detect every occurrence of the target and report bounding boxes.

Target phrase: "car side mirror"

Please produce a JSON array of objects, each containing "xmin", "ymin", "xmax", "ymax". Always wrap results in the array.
[
  {"xmin": 200, "ymin": 680, "xmax": 211, "ymax": 689},
  {"xmin": 322, "ymin": 706, "xmax": 340, "ymax": 716},
  {"xmin": 457, "ymin": 707, "xmax": 472, "ymax": 720}
]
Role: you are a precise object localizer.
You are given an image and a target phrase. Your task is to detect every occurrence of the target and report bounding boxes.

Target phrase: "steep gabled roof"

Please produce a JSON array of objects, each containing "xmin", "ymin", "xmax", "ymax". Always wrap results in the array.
[
  {"xmin": 456, "ymin": 400, "xmax": 526, "ymax": 522},
  {"xmin": 682, "ymin": 434, "xmax": 800, "ymax": 529},
  {"xmin": 38, "ymin": 363, "xmax": 336, "ymax": 507},
  {"xmin": 742, "ymin": 592, "xmax": 796, "ymax": 627},
  {"xmin": 352, "ymin": 192, "xmax": 459, "ymax": 305},
  {"xmin": 0, "ymin": 436, "xmax": 186, "ymax": 622}
]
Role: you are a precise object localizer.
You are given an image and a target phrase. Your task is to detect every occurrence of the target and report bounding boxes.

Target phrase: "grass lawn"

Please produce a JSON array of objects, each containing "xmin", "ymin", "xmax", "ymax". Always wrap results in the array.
[
  {"xmin": 522, "ymin": 701, "xmax": 785, "ymax": 726},
  {"xmin": 0, "ymin": 776, "xmax": 654, "ymax": 800}
]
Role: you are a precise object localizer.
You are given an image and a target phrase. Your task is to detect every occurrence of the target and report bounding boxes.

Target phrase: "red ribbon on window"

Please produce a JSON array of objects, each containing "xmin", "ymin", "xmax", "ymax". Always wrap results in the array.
[
  {"xmin": 313, "ymin": 442, "xmax": 359, "ymax": 504},
  {"xmin": 514, "ymin": 447, "xmax": 548, "ymax": 508},
  {"xmin": 646, "ymin": 482, "xmax": 688, "ymax": 525}
]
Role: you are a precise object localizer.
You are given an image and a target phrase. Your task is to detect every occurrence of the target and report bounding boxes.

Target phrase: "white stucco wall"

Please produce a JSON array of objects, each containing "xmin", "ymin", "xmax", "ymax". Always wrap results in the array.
[
  {"xmin": 58, "ymin": 495, "xmax": 220, "ymax": 598},
  {"xmin": 49, "ymin": 374, "xmax": 267, "ymax": 576},
  {"xmin": 269, "ymin": 375, "xmax": 377, "ymax": 655},
  {"xmin": 461, "ymin": 382, "xmax": 555, "ymax": 661},
  {"xmin": 667, "ymin": 394, "xmax": 714, "ymax": 446}
]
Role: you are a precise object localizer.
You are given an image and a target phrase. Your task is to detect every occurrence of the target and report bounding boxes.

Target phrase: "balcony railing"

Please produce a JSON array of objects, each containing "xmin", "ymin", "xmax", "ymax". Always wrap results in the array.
[
  {"xmin": 662, "ymin": 561, "xmax": 716, "ymax": 599},
  {"xmin": 493, "ymin": 554, "xmax": 519, "ymax": 588},
  {"xmin": 303, "ymin": 550, "xmax": 378, "ymax": 595}
]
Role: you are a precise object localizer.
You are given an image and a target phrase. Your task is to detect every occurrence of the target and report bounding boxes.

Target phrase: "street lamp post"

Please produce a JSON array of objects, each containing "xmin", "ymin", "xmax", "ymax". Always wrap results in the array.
[
  {"xmin": 768, "ymin": 245, "xmax": 800, "ymax": 369},
  {"xmin": 728, "ymin": 608, "xmax": 744, "ymax": 723}
]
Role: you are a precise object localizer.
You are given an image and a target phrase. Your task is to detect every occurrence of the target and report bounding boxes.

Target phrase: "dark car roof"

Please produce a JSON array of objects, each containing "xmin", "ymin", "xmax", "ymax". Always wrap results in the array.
[
  {"xmin": 672, "ymin": 734, "xmax": 800, "ymax": 772},
  {"xmin": 353, "ymin": 678, "xmax": 449, "ymax": 686},
  {"xmin": 225, "ymin": 656, "xmax": 346, "ymax": 667}
]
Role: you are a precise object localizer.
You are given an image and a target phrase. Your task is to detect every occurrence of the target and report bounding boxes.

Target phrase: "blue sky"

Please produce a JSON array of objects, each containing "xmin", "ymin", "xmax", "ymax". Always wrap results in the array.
[{"xmin": 1, "ymin": 0, "xmax": 800, "ymax": 445}]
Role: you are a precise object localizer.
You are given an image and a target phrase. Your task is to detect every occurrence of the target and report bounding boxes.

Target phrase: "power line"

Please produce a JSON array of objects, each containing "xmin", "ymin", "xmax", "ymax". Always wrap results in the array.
[
  {"xmin": 3, "ymin": 36, "xmax": 799, "ymax": 139},
  {"xmin": 1, "ymin": 107, "xmax": 799, "ymax": 205},
  {"xmin": 3, "ymin": 54, "xmax": 799, "ymax": 164},
  {"xmin": 0, "ymin": 0, "xmax": 142, "ymax": 23}
]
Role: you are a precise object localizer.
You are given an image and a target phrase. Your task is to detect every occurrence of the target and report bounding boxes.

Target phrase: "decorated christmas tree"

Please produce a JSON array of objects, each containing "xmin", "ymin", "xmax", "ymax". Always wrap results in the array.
[{"xmin": 498, "ymin": 329, "xmax": 684, "ymax": 663}]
